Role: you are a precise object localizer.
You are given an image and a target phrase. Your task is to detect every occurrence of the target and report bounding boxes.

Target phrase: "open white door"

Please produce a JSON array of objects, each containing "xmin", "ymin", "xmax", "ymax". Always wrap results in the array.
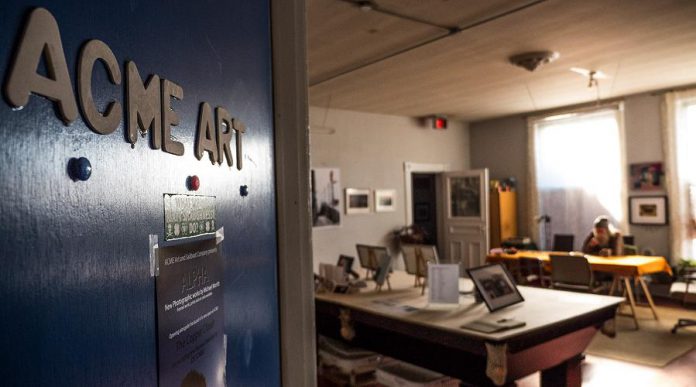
[{"xmin": 439, "ymin": 169, "xmax": 489, "ymax": 272}]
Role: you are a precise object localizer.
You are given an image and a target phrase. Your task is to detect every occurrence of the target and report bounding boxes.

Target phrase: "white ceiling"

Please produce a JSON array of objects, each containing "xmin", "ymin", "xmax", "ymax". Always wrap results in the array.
[{"xmin": 307, "ymin": 0, "xmax": 696, "ymax": 122}]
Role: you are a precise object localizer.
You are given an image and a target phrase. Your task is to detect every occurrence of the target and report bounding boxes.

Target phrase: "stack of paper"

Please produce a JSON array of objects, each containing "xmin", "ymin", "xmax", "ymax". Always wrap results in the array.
[{"xmin": 376, "ymin": 360, "xmax": 459, "ymax": 386}]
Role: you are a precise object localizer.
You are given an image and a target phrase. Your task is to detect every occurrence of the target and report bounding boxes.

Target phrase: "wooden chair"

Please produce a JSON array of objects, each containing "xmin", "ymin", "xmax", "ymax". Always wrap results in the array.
[
  {"xmin": 623, "ymin": 244, "xmax": 639, "ymax": 255},
  {"xmin": 549, "ymin": 254, "xmax": 604, "ymax": 293},
  {"xmin": 552, "ymin": 234, "xmax": 575, "ymax": 252},
  {"xmin": 671, "ymin": 266, "xmax": 696, "ymax": 333},
  {"xmin": 401, "ymin": 244, "xmax": 439, "ymax": 294}
]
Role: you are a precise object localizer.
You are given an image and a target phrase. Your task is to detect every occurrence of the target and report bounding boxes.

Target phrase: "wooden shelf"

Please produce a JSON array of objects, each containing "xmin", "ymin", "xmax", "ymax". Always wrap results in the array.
[{"xmin": 490, "ymin": 190, "xmax": 517, "ymax": 248}]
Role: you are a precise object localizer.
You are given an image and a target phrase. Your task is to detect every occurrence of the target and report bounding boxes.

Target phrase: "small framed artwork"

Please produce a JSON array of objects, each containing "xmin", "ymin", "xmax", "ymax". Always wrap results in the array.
[
  {"xmin": 311, "ymin": 167, "xmax": 341, "ymax": 228},
  {"xmin": 629, "ymin": 162, "xmax": 664, "ymax": 191},
  {"xmin": 629, "ymin": 196, "xmax": 668, "ymax": 225},
  {"xmin": 466, "ymin": 263, "xmax": 524, "ymax": 312},
  {"xmin": 345, "ymin": 188, "xmax": 371, "ymax": 214},
  {"xmin": 374, "ymin": 189, "xmax": 396, "ymax": 212}
]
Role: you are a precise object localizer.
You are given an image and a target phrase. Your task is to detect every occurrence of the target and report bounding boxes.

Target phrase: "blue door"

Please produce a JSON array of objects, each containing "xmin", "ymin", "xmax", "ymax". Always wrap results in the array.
[{"xmin": 0, "ymin": 1, "xmax": 280, "ymax": 385}]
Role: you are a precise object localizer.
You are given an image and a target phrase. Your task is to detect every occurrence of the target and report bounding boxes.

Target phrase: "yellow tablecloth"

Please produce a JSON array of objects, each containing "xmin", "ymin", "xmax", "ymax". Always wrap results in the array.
[{"xmin": 487, "ymin": 250, "xmax": 672, "ymax": 277}]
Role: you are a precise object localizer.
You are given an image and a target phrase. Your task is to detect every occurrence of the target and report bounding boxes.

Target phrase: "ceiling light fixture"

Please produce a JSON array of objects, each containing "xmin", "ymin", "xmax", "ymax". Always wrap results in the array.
[
  {"xmin": 570, "ymin": 67, "xmax": 609, "ymax": 105},
  {"xmin": 570, "ymin": 67, "xmax": 608, "ymax": 88},
  {"xmin": 509, "ymin": 51, "xmax": 560, "ymax": 72}
]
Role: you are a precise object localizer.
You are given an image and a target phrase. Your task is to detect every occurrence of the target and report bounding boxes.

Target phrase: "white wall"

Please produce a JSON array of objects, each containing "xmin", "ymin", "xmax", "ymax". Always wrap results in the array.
[
  {"xmin": 469, "ymin": 92, "xmax": 670, "ymax": 258},
  {"xmin": 622, "ymin": 93, "xmax": 669, "ymax": 257},
  {"xmin": 310, "ymin": 107, "xmax": 470, "ymax": 271},
  {"xmin": 469, "ymin": 116, "xmax": 529, "ymax": 235}
]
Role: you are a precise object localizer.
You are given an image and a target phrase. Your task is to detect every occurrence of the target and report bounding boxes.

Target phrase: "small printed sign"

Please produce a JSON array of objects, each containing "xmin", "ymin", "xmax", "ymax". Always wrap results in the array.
[
  {"xmin": 156, "ymin": 238, "xmax": 225, "ymax": 386},
  {"xmin": 428, "ymin": 264, "xmax": 460, "ymax": 305},
  {"xmin": 164, "ymin": 194, "xmax": 216, "ymax": 241}
]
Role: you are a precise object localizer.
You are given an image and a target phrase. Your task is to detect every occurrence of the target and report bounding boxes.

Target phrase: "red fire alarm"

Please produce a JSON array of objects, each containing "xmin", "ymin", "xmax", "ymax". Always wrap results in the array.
[{"xmin": 430, "ymin": 116, "xmax": 448, "ymax": 130}]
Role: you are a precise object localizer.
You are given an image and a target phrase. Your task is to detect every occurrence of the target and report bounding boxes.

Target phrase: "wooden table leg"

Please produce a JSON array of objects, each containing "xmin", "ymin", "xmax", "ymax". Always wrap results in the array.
[
  {"xmin": 623, "ymin": 277, "xmax": 640, "ymax": 329},
  {"xmin": 609, "ymin": 276, "xmax": 619, "ymax": 296},
  {"xmin": 540, "ymin": 354, "xmax": 583, "ymax": 387},
  {"xmin": 637, "ymin": 276, "xmax": 659, "ymax": 320}
]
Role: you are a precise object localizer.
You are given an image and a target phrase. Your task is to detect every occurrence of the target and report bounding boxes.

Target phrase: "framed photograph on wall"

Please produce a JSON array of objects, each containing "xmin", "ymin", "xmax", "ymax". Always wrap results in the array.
[
  {"xmin": 345, "ymin": 188, "xmax": 371, "ymax": 214},
  {"xmin": 374, "ymin": 189, "xmax": 396, "ymax": 212},
  {"xmin": 311, "ymin": 168, "xmax": 341, "ymax": 228},
  {"xmin": 629, "ymin": 196, "xmax": 668, "ymax": 225},
  {"xmin": 629, "ymin": 162, "xmax": 664, "ymax": 191}
]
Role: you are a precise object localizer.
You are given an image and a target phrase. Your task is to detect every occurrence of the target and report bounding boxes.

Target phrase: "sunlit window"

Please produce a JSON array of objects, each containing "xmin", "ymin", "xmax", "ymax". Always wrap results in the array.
[
  {"xmin": 532, "ymin": 108, "xmax": 625, "ymax": 250},
  {"xmin": 681, "ymin": 102, "xmax": 696, "ymax": 253},
  {"xmin": 681, "ymin": 104, "xmax": 696, "ymax": 182}
]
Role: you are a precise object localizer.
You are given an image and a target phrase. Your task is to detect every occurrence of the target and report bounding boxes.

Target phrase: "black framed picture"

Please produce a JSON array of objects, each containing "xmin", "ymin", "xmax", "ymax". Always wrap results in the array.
[
  {"xmin": 336, "ymin": 255, "xmax": 359, "ymax": 279},
  {"xmin": 629, "ymin": 196, "xmax": 668, "ymax": 225},
  {"xmin": 466, "ymin": 263, "xmax": 524, "ymax": 312},
  {"xmin": 337, "ymin": 255, "xmax": 354, "ymax": 273}
]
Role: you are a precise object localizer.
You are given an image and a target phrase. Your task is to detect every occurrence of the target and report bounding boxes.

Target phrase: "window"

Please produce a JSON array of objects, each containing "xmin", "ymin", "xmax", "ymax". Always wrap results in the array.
[
  {"xmin": 529, "ymin": 107, "xmax": 626, "ymax": 250},
  {"xmin": 664, "ymin": 91, "xmax": 696, "ymax": 260}
]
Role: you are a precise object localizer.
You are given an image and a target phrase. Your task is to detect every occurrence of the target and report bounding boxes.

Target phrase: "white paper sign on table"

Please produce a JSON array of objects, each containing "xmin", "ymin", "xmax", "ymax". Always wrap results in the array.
[{"xmin": 427, "ymin": 264, "xmax": 460, "ymax": 305}]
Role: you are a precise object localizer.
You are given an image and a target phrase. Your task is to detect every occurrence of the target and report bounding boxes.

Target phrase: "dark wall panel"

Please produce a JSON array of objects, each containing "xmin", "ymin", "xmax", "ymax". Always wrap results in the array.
[{"xmin": 0, "ymin": 1, "xmax": 279, "ymax": 385}]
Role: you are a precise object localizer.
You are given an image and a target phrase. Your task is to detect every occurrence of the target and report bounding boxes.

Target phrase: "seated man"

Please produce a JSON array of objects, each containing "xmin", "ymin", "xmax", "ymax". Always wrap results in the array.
[{"xmin": 581, "ymin": 216, "xmax": 623, "ymax": 256}]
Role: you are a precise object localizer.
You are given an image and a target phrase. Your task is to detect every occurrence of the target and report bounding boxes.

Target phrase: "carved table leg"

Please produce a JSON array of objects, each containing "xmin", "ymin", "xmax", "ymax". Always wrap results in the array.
[
  {"xmin": 339, "ymin": 308, "xmax": 355, "ymax": 341},
  {"xmin": 540, "ymin": 354, "xmax": 582, "ymax": 387}
]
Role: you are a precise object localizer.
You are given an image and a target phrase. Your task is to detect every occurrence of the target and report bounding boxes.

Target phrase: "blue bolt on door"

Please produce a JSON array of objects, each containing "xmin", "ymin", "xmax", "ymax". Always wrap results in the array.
[{"xmin": 0, "ymin": 1, "xmax": 280, "ymax": 385}]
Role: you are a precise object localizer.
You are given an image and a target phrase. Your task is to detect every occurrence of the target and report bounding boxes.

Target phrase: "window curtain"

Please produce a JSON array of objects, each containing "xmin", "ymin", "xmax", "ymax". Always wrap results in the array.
[
  {"xmin": 527, "ymin": 105, "xmax": 628, "ymax": 251},
  {"xmin": 661, "ymin": 89, "xmax": 696, "ymax": 263}
]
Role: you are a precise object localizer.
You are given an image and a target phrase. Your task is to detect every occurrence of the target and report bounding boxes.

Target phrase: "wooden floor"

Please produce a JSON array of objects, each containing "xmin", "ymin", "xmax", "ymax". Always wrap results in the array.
[
  {"xmin": 319, "ymin": 292, "xmax": 696, "ymax": 386},
  {"xmin": 319, "ymin": 348, "xmax": 696, "ymax": 387},
  {"xmin": 318, "ymin": 338, "xmax": 696, "ymax": 387},
  {"xmin": 517, "ymin": 346, "xmax": 696, "ymax": 387},
  {"xmin": 517, "ymin": 290, "xmax": 696, "ymax": 387}
]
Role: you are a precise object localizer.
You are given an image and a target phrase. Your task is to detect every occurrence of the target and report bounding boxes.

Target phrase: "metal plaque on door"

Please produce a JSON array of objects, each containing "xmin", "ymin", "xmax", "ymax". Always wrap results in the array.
[{"xmin": 164, "ymin": 194, "xmax": 216, "ymax": 241}]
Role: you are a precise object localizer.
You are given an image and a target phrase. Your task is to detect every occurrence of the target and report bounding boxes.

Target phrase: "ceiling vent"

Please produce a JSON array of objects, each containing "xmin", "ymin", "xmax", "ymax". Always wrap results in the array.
[{"xmin": 509, "ymin": 51, "xmax": 559, "ymax": 72}]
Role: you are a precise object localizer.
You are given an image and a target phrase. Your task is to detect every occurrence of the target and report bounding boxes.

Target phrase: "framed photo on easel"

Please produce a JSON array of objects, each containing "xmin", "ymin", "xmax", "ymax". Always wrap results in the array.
[{"xmin": 467, "ymin": 264, "xmax": 524, "ymax": 312}]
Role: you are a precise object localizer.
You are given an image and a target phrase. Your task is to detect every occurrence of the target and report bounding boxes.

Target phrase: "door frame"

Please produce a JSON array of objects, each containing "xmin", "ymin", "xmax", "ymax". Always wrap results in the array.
[
  {"xmin": 272, "ymin": 1, "xmax": 315, "ymax": 386},
  {"xmin": 403, "ymin": 162, "xmax": 450, "ymax": 226}
]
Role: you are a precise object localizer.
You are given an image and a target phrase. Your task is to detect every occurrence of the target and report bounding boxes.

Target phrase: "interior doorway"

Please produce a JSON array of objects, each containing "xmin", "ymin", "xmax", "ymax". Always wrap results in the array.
[
  {"xmin": 404, "ymin": 163, "xmax": 490, "ymax": 269},
  {"xmin": 403, "ymin": 162, "xmax": 449, "ymax": 257},
  {"xmin": 411, "ymin": 173, "xmax": 439, "ymax": 246}
]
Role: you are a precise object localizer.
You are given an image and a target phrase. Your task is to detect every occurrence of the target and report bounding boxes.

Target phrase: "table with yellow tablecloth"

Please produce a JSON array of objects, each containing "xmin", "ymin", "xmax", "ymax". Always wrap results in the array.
[{"xmin": 487, "ymin": 251, "xmax": 672, "ymax": 328}]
